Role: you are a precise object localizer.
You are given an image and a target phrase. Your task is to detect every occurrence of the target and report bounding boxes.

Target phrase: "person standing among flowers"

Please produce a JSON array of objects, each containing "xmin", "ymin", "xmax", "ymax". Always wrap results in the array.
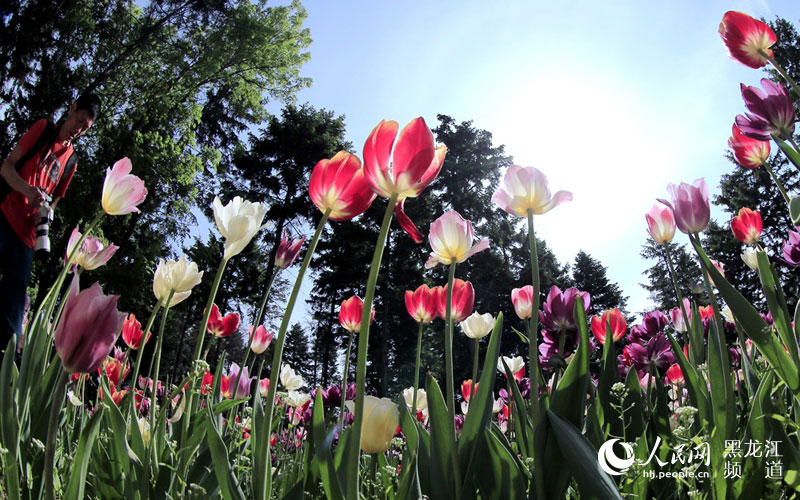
[{"xmin": 0, "ymin": 93, "xmax": 101, "ymax": 362}]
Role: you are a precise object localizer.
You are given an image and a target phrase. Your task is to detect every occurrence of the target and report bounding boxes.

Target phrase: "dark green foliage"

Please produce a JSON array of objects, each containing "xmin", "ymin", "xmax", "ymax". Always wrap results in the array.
[
  {"xmin": 639, "ymin": 240, "xmax": 704, "ymax": 312},
  {"xmin": 571, "ymin": 250, "xmax": 628, "ymax": 315}
]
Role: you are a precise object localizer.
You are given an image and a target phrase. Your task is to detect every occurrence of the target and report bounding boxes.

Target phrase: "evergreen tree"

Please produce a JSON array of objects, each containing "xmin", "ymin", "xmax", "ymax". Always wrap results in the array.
[
  {"xmin": 282, "ymin": 322, "xmax": 312, "ymax": 382},
  {"xmin": 639, "ymin": 240, "xmax": 704, "ymax": 312},
  {"xmin": 571, "ymin": 250, "xmax": 628, "ymax": 315}
]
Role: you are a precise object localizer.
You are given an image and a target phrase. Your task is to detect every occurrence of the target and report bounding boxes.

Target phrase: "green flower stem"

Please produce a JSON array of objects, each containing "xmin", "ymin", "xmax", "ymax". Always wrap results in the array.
[
  {"xmin": 412, "ymin": 321, "xmax": 424, "ymax": 416},
  {"xmin": 347, "ymin": 193, "xmax": 398, "ymax": 497},
  {"xmin": 128, "ymin": 302, "xmax": 162, "ymax": 418},
  {"xmin": 42, "ymin": 367, "xmax": 68, "ymax": 500},
  {"xmin": 259, "ymin": 209, "xmax": 330, "ymax": 500},
  {"xmin": 471, "ymin": 338, "xmax": 479, "ymax": 400},
  {"xmin": 550, "ymin": 327, "xmax": 567, "ymax": 396},
  {"xmin": 764, "ymin": 52, "xmax": 800, "ymax": 100},
  {"xmin": 763, "ymin": 162, "xmax": 792, "ymax": 205},
  {"xmin": 442, "ymin": 260, "xmax": 463, "ymax": 499},
  {"xmin": 148, "ymin": 290, "xmax": 174, "ymax": 433},
  {"xmin": 444, "ymin": 261, "xmax": 457, "ymax": 423},
  {"xmin": 663, "ymin": 245, "xmax": 691, "ymax": 343},
  {"xmin": 340, "ymin": 329, "xmax": 355, "ymax": 428},
  {"xmin": 526, "ymin": 211, "xmax": 541, "ymax": 424},
  {"xmin": 236, "ymin": 268, "xmax": 280, "ymax": 394}
]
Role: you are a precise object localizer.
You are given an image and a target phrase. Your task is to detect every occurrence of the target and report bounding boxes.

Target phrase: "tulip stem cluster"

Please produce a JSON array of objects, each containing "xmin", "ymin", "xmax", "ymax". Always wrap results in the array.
[
  {"xmin": 348, "ymin": 192, "xmax": 397, "ymax": 496},
  {"xmin": 526, "ymin": 211, "xmax": 542, "ymax": 424},
  {"xmin": 260, "ymin": 208, "xmax": 330, "ymax": 499},
  {"xmin": 662, "ymin": 245, "xmax": 691, "ymax": 339},
  {"xmin": 147, "ymin": 290, "xmax": 174, "ymax": 433},
  {"xmin": 411, "ymin": 321, "xmax": 424, "ymax": 416},
  {"xmin": 340, "ymin": 329, "xmax": 355, "ymax": 427},
  {"xmin": 128, "ymin": 302, "xmax": 161, "ymax": 417},
  {"xmin": 42, "ymin": 367, "xmax": 68, "ymax": 500},
  {"xmin": 442, "ymin": 260, "xmax": 463, "ymax": 499},
  {"xmin": 235, "ymin": 268, "xmax": 279, "ymax": 395}
]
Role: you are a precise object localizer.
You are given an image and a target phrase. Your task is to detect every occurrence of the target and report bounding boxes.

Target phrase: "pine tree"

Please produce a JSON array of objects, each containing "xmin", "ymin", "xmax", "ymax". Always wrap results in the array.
[
  {"xmin": 639, "ymin": 240, "xmax": 705, "ymax": 312},
  {"xmin": 571, "ymin": 250, "xmax": 629, "ymax": 315}
]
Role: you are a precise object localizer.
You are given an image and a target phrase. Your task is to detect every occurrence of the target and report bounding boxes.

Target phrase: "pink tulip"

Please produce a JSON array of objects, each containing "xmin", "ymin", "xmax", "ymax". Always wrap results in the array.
[
  {"xmin": 425, "ymin": 210, "xmax": 489, "ymax": 268},
  {"xmin": 65, "ymin": 226, "xmax": 119, "ymax": 271},
  {"xmin": 54, "ymin": 276, "xmax": 125, "ymax": 373},
  {"xmin": 728, "ymin": 124, "xmax": 770, "ymax": 169},
  {"xmin": 101, "ymin": 158, "xmax": 147, "ymax": 215},
  {"xmin": 658, "ymin": 179, "xmax": 710, "ymax": 234},
  {"xmin": 363, "ymin": 118, "xmax": 447, "ymax": 242},
  {"xmin": 493, "ymin": 165, "xmax": 572, "ymax": 217},
  {"xmin": 309, "ymin": 151, "xmax": 376, "ymax": 221},
  {"xmin": 666, "ymin": 364, "xmax": 684, "ymax": 385},
  {"xmin": 249, "ymin": 325, "xmax": 274, "ymax": 355},
  {"xmin": 339, "ymin": 296, "xmax": 375, "ymax": 333},
  {"xmin": 669, "ymin": 298, "xmax": 692, "ymax": 333},
  {"xmin": 436, "ymin": 279, "xmax": 475, "ymax": 323},
  {"xmin": 645, "ymin": 204, "xmax": 676, "ymax": 245},
  {"xmin": 228, "ymin": 363, "xmax": 254, "ymax": 399},
  {"xmin": 731, "ymin": 207, "xmax": 762, "ymax": 245},
  {"xmin": 206, "ymin": 304, "xmax": 240, "ymax": 338},
  {"xmin": 259, "ymin": 377, "xmax": 270, "ymax": 398},
  {"xmin": 511, "ymin": 286, "xmax": 534, "ymax": 320},
  {"xmin": 405, "ymin": 284, "xmax": 438, "ymax": 324},
  {"xmin": 274, "ymin": 231, "xmax": 305, "ymax": 269},
  {"xmin": 718, "ymin": 11, "xmax": 776, "ymax": 69}
]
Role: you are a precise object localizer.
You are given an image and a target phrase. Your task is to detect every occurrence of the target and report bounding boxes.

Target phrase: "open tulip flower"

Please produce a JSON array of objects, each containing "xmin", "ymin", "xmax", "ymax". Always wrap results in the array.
[
  {"xmin": 339, "ymin": 295, "xmax": 375, "ymax": 333},
  {"xmin": 658, "ymin": 178, "xmax": 710, "ymax": 234},
  {"xmin": 65, "ymin": 227, "xmax": 118, "ymax": 271},
  {"xmin": 782, "ymin": 226, "xmax": 800, "ymax": 266},
  {"xmin": 309, "ymin": 151, "xmax": 377, "ymax": 221},
  {"xmin": 363, "ymin": 117, "xmax": 447, "ymax": 242},
  {"xmin": 153, "ymin": 256, "xmax": 203, "ymax": 307},
  {"xmin": 280, "ymin": 364, "xmax": 305, "ymax": 391},
  {"xmin": 121, "ymin": 313, "xmax": 150, "ymax": 350},
  {"xmin": 402, "ymin": 387, "xmax": 428, "ymax": 414},
  {"xmin": 213, "ymin": 196, "xmax": 268, "ymax": 260},
  {"xmin": 729, "ymin": 124, "xmax": 770, "ymax": 168},
  {"xmin": 101, "ymin": 157, "xmax": 147, "ymax": 215},
  {"xmin": 425, "ymin": 210, "xmax": 490, "ymax": 269},
  {"xmin": 405, "ymin": 284, "xmax": 438, "ymax": 323},
  {"xmin": 741, "ymin": 246, "xmax": 760, "ymax": 270},
  {"xmin": 345, "ymin": 395, "xmax": 400, "ymax": 454},
  {"xmin": 249, "ymin": 325, "xmax": 274, "ymax": 355},
  {"xmin": 206, "ymin": 303, "xmax": 240, "ymax": 338},
  {"xmin": 497, "ymin": 355, "xmax": 525, "ymax": 381},
  {"xmin": 539, "ymin": 286, "xmax": 591, "ymax": 332},
  {"xmin": 492, "ymin": 165, "xmax": 572, "ymax": 217},
  {"xmin": 228, "ymin": 363, "xmax": 254, "ymax": 399},
  {"xmin": 274, "ymin": 231, "xmax": 305, "ymax": 269},
  {"xmin": 460, "ymin": 311, "xmax": 494, "ymax": 340},
  {"xmin": 590, "ymin": 309, "xmax": 627, "ymax": 345},
  {"xmin": 645, "ymin": 204, "xmax": 677, "ymax": 245},
  {"xmin": 719, "ymin": 11, "xmax": 777, "ymax": 69},
  {"xmin": 666, "ymin": 364, "xmax": 685, "ymax": 385},
  {"xmin": 736, "ymin": 79, "xmax": 797, "ymax": 141},
  {"xmin": 731, "ymin": 207, "xmax": 763, "ymax": 244},
  {"xmin": 54, "ymin": 276, "xmax": 126, "ymax": 374},
  {"xmin": 436, "ymin": 279, "xmax": 475, "ymax": 323}
]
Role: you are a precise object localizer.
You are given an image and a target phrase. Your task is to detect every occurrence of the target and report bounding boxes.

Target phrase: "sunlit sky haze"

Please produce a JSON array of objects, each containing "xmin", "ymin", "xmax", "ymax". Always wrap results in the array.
[{"xmin": 265, "ymin": 0, "xmax": 800, "ymax": 322}]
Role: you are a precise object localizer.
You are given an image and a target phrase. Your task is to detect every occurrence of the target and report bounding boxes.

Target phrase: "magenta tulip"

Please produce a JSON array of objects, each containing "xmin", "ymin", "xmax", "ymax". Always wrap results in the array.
[
  {"xmin": 736, "ymin": 79, "xmax": 796, "ymax": 141},
  {"xmin": 274, "ymin": 231, "xmax": 305, "ymax": 269},
  {"xmin": 658, "ymin": 179, "xmax": 710, "ymax": 234}
]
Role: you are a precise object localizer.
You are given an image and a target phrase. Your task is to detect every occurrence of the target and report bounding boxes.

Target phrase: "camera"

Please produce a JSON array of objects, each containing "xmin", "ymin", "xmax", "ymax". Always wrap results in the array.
[{"xmin": 34, "ymin": 193, "xmax": 53, "ymax": 253}]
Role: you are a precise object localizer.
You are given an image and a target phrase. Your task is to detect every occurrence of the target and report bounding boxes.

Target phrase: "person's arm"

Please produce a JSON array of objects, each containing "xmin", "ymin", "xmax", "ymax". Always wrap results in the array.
[{"xmin": 0, "ymin": 144, "xmax": 44, "ymax": 208}]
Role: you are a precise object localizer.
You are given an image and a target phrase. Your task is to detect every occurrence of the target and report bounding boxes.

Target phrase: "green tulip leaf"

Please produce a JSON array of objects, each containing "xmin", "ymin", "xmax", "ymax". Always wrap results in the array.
[
  {"xmin": 550, "ymin": 296, "xmax": 591, "ymax": 429},
  {"xmin": 312, "ymin": 388, "xmax": 345, "ymax": 500},
  {"xmin": 64, "ymin": 403, "xmax": 104, "ymax": 500},
  {"xmin": 204, "ymin": 405, "xmax": 245, "ymax": 500},
  {"xmin": 426, "ymin": 374, "xmax": 457, "ymax": 500}
]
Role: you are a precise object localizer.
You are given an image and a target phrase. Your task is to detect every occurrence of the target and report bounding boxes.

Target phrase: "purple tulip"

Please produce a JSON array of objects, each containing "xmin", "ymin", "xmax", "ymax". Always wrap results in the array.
[
  {"xmin": 782, "ymin": 227, "xmax": 800, "ymax": 266},
  {"xmin": 658, "ymin": 179, "xmax": 710, "ymax": 234},
  {"xmin": 627, "ymin": 310, "xmax": 669, "ymax": 344},
  {"xmin": 228, "ymin": 363, "xmax": 254, "ymax": 399},
  {"xmin": 54, "ymin": 276, "xmax": 125, "ymax": 374},
  {"xmin": 539, "ymin": 286, "xmax": 591, "ymax": 332},
  {"xmin": 736, "ymin": 79, "xmax": 796, "ymax": 141},
  {"xmin": 623, "ymin": 334, "xmax": 675, "ymax": 376},
  {"xmin": 324, "ymin": 385, "xmax": 342, "ymax": 407}
]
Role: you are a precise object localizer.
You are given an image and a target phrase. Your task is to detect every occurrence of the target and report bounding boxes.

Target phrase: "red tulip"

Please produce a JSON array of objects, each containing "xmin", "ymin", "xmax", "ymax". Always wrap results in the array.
[
  {"xmin": 339, "ymin": 296, "xmax": 375, "ymax": 333},
  {"xmin": 99, "ymin": 356, "xmax": 130, "ymax": 387},
  {"xmin": 274, "ymin": 231, "xmax": 305, "ymax": 269},
  {"xmin": 309, "ymin": 151, "xmax": 376, "ymax": 221},
  {"xmin": 590, "ymin": 309, "xmax": 626, "ymax": 345},
  {"xmin": 363, "ymin": 118, "xmax": 447, "ymax": 242},
  {"xmin": 731, "ymin": 207, "xmax": 763, "ymax": 244},
  {"xmin": 719, "ymin": 11, "xmax": 776, "ymax": 69},
  {"xmin": 461, "ymin": 379, "xmax": 478, "ymax": 403},
  {"xmin": 54, "ymin": 276, "xmax": 126, "ymax": 374},
  {"xmin": 201, "ymin": 371, "xmax": 214, "ymax": 395},
  {"xmin": 666, "ymin": 364, "xmax": 684, "ymax": 385},
  {"xmin": 220, "ymin": 373, "xmax": 232, "ymax": 399},
  {"xmin": 728, "ymin": 124, "xmax": 770, "ymax": 169},
  {"xmin": 121, "ymin": 313, "xmax": 151, "ymax": 350},
  {"xmin": 436, "ymin": 279, "xmax": 475, "ymax": 323},
  {"xmin": 206, "ymin": 304, "xmax": 240, "ymax": 338},
  {"xmin": 405, "ymin": 284, "xmax": 438, "ymax": 324}
]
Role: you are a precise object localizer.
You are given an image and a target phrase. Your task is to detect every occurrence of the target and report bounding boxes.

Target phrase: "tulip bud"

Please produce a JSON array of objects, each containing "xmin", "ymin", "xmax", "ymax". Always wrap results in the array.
[
  {"xmin": 645, "ymin": 204, "xmax": 676, "ymax": 245},
  {"xmin": 339, "ymin": 296, "xmax": 375, "ymax": 333},
  {"xmin": 731, "ymin": 207, "xmax": 762, "ymax": 244},
  {"xmin": 275, "ymin": 231, "xmax": 305, "ymax": 269},
  {"xmin": 511, "ymin": 285, "xmax": 534, "ymax": 320},
  {"xmin": 249, "ymin": 325, "xmax": 274, "ymax": 355},
  {"xmin": 590, "ymin": 309, "xmax": 627, "ymax": 345},
  {"xmin": 405, "ymin": 284, "xmax": 437, "ymax": 323},
  {"xmin": 741, "ymin": 247, "xmax": 759, "ymax": 270},
  {"xmin": 121, "ymin": 313, "xmax": 151, "ymax": 351}
]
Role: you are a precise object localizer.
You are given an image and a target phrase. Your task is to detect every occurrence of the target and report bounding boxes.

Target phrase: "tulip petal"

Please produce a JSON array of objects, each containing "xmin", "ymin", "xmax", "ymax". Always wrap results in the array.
[
  {"xmin": 394, "ymin": 199, "xmax": 423, "ymax": 243},
  {"xmin": 392, "ymin": 118, "xmax": 435, "ymax": 190}
]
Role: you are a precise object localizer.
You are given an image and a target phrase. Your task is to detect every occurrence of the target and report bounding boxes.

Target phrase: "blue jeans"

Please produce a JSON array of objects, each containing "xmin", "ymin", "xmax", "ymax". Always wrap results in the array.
[{"xmin": 0, "ymin": 212, "xmax": 33, "ymax": 361}]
